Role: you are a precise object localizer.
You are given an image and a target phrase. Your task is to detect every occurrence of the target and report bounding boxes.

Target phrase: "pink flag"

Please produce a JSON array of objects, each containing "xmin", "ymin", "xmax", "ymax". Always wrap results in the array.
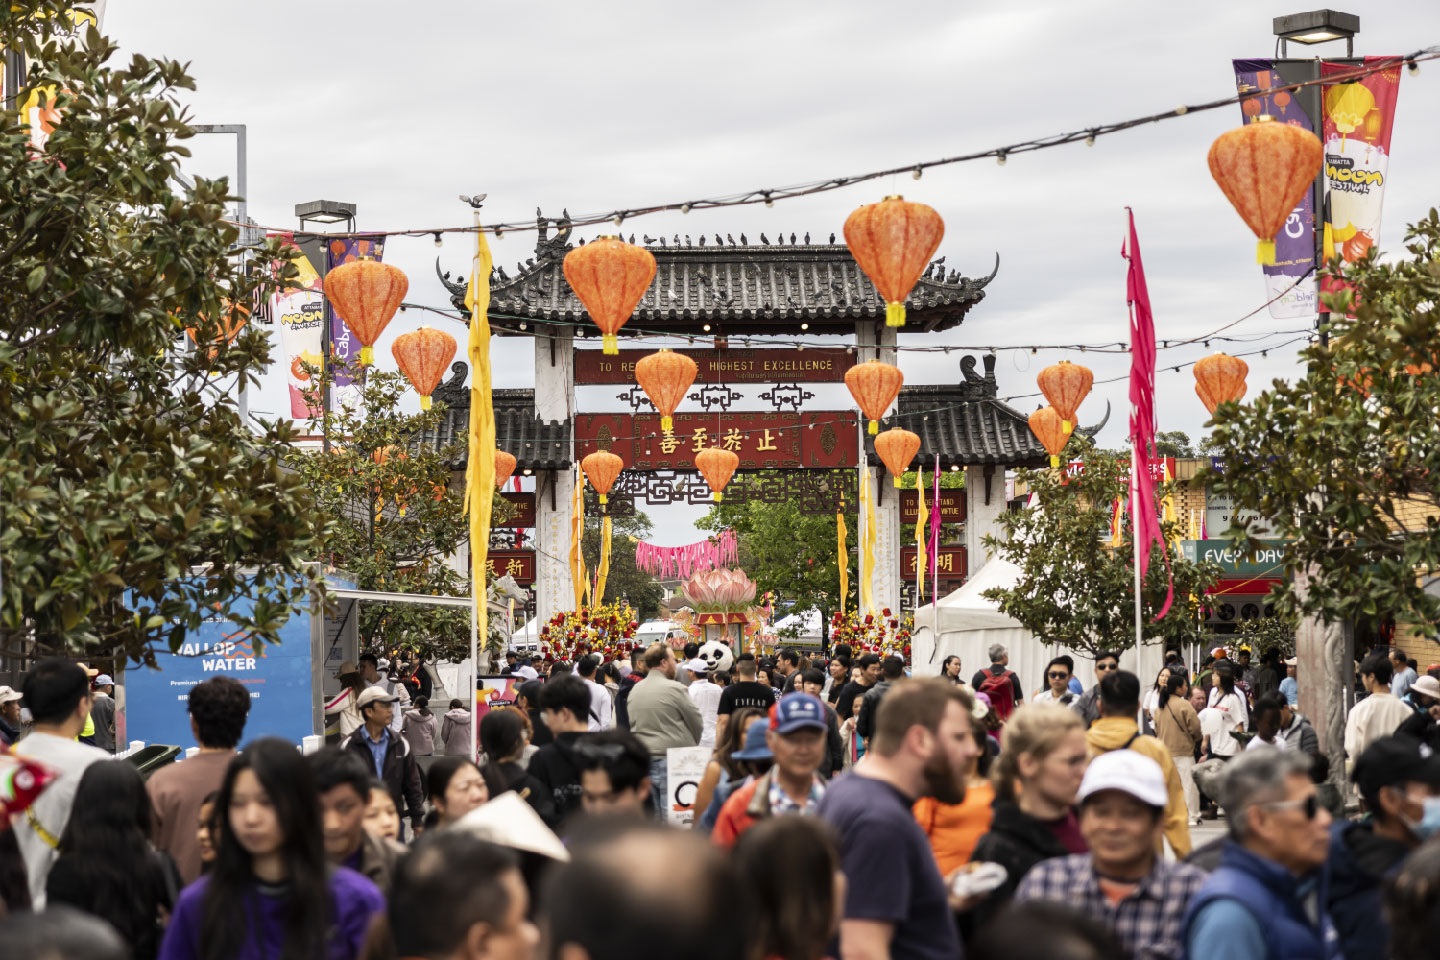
[
  {"xmin": 1124, "ymin": 210, "xmax": 1173, "ymax": 619},
  {"xmin": 926, "ymin": 458, "xmax": 942, "ymax": 569}
]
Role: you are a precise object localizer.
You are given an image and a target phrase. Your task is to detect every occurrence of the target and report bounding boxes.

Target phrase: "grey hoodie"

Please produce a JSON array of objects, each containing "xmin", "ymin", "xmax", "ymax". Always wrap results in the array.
[
  {"xmin": 440, "ymin": 708, "xmax": 472, "ymax": 756},
  {"xmin": 402, "ymin": 707, "xmax": 437, "ymax": 756}
]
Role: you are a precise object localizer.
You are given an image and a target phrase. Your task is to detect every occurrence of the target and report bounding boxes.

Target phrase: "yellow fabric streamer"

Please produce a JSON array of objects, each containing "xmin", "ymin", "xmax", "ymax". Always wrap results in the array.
[
  {"xmin": 594, "ymin": 515, "xmax": 613, "ymax": 603},
  {"xmin": 836, "ymin": 507, "xmax": 848, "ymax": 615},
  {"xmin": 464, "ymin": 222, "xmax": 496, "ymax": 670},
  {"xmin": 915, "ymin": 469, "xmax": 929, "ymax": 603},
  {"xmin": 860, "ymin": 467, "xmax": 876, "ymax": 616},
  {"xmin": 570, "ymin": 464, "xmax": 587, "ymax": 610},
  {"xmin": 1161, "ymin": 461, "xmax": 1180, "ymax": 552}
]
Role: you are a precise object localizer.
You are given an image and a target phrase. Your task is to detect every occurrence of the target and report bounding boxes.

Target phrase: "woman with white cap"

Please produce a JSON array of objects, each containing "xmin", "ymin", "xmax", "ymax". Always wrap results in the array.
[
  {"xmin": 324, "ymin": 661, "xmax": 366, "ymax": 739},
  {"xmin": 1397, "ymin": 674, "xmax": 1440, "ymax": 751}
]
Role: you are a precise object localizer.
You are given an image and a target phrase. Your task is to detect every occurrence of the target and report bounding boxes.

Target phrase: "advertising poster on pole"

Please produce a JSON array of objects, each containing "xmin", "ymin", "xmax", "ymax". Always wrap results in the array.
[
  {"xmin": 1231, "ymin": 60, "xmax": 1317, "ymax": 319},
  {"xmin": 125, "ymin": 584, "xmax": 316, "ymax": 751},
  {"xmin": 1320, "ymin": 58, "xmax": 1403, "ymax": 283},
  {"xmin": 475, "ymin": 676, "xmax": 523, "ymax": 728},
  {"xmin": 665, "ymin": 746, "xmax": 711, "ymax": 826},
  {"xmin": 270, "ymin": 236, "xmax": 325, "ymax": 419},
  {"xmin": 326, "ymin": 236, "xmax": 387, "ymax": 411}
]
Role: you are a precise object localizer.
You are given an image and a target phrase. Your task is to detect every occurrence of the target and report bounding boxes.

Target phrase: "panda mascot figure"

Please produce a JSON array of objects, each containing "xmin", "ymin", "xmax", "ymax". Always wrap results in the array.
[{"xmin": 694, "ymin": 639, "xmax": 735, "ymax": 676}]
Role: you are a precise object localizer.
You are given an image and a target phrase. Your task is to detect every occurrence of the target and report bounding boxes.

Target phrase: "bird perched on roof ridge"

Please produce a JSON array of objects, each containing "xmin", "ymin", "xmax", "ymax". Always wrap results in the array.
[{"xmin": 760, "ymin": 233, "xmax": 769, "ymax": 245}]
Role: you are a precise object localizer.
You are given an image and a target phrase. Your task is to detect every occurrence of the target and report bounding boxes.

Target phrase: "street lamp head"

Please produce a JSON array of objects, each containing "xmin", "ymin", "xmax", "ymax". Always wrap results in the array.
[
  {"xmin": 294, "ymin": 199, "xmax": 357, "ymax": 225},
  {"xmin": 1273, "ymin": 9, "xmax": 1360, "ymax": 46}
]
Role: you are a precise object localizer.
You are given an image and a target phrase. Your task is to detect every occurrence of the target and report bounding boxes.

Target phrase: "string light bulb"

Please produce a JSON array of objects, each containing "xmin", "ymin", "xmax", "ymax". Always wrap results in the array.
[
  {"xmin": 996, "ymin": 152, "xmax": 1007, "ymax": 166},
  {"xmin": 433, "ymin": 232, "xmax": 443, "ymax": 248},
  {"xmin": 912, "ymin": 167, "xmax": 923, "ymax": 180},
  {"xmin": 1085, "ymin": 132, "xmax": 1096, "ymax": 147}
]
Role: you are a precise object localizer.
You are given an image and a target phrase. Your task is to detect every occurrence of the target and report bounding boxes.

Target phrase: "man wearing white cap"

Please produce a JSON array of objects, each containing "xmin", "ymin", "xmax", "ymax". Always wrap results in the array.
[
  {"xmin": 0, "ymin": 685, "xmax": 23, "ymax": 745},
  {"xmin": 340, "ymin": 686, "xmax": 425, "ymax": 835},
  {"xmin": 89, "ymin": 673, "xmax": 117, "ymax": 753},
  {"xmin": 1279, "ymin": 657, "xmax": 1299, "ymax": 707},
  {"xmin": 1016, "ymin": 750, "xmax": 1207, "ymax": 960},
  {"xmin": 685, "ymin": 657, "xmax": 722, "ymax": 750}
]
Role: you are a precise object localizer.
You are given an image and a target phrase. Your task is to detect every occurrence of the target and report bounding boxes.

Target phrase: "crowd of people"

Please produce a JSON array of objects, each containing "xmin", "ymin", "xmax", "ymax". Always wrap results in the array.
[{"xmin": 3, "ymin": 638, "xmax": 1440, "ymax": 960}]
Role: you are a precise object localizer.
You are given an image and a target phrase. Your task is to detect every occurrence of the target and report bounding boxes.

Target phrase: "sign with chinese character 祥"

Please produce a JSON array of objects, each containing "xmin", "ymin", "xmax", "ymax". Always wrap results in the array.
[
  {"xmin": 575, "ymin": 412, "xmax": 859, "ymax": 470},
  {"xmin": 901, "ymin": 546, "xmax": 968, "ymax": 580},
  {"xmin": 900, "ymin": 489, "xmax": 965, "ymax": 525},
  {"xmin": 574, "ymin": 347, "xmax": 855, "ymax": 385}
]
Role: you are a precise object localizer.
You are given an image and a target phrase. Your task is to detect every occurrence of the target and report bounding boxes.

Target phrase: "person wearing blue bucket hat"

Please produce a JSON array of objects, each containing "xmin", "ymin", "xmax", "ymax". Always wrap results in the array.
[{"xmin": 713, "ymin": 693, "xmax": 829, "ymax": 847}]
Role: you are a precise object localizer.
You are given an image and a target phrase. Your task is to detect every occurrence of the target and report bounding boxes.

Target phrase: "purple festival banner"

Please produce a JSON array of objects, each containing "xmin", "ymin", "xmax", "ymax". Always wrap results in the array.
[
  {"xmin": 325, "ymin": 235, "xmax": 387, "ymax": 387},
  {"xmin": 1231, "ymin": 60, "xmax": 1317, "ymax": 319}
]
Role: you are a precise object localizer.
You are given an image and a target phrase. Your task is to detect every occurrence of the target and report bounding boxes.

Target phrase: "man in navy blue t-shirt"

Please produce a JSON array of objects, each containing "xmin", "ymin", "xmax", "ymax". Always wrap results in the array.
[{"xmin": 818, "ymin": 677, "xmax": 980, "ymax": 960}]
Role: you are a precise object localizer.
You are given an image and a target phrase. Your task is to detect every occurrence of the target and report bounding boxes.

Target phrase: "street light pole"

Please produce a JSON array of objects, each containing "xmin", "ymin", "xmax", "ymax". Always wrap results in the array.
[{"xmin": 295, "ymin": 201, "xmax": 358, "ymax": 455}]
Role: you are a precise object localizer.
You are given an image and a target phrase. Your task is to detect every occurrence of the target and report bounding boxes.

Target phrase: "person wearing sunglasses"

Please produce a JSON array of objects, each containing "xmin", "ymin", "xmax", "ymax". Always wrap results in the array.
[
  {"xmin": 1070, "ymin": 651, "xmax": 1121, "ymax": 729},
  {"xmin": 1181, "ymin": 749, "xmax": 1336, "ymax": 960},
  {"xmin": 1033, "ymin": 656, "xmax": 1077, "ymax": 707}
]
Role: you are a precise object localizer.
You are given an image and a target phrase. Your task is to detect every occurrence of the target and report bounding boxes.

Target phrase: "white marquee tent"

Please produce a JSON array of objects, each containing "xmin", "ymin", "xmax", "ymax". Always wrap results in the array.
[{"xmin": 911, "ymin": 558, "xmax": 1165, "ymax": 697}]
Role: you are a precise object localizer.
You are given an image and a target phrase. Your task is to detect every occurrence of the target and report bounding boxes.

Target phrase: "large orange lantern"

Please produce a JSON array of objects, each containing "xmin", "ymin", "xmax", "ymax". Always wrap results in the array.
[
  {"xmin": 843, "ymin": 195, "xmax": 945, "ymax": 328},
  {"xmin": 185, "ymin": 301, "xmax": 250, "ymax": 359},
  {"xmin": 874, "ymin": 428, "xmax": 921, "ymax": 487},
  {"xmin": 635, "ymin": 349, "xmax": 698, "ymax": 432},
  {"xmin": 1207, "ymin": 116, "xmax": 1323, "ymax": 265},
  {"xmin": 1028, "ymin": 406, "xmax": 1071, "ymax": 469},
  {"xmin": 390, "ymin": 326, "xmax": 458, "ymax": 410},
  {"xmin": 562, "ymin": 236, "xmax": 656, "ymax": 355},
  {"xmin": 581, "ymin": 450, "xmax": 625, "ymax": 505},
  {"xmin": 323, "ymin": 259, "xmax": 408, "ymax": 365},
  {"xmin": 844, "ymin": 360, "xmax": 904, "ymax": 435},
  {"xmin": 1193, "ymin": 353, "xmax": 1249, "ymax": 414},
  {"xmin": 695, "ymin": 447, "xmax": 740, "ymax": 502},
  {"xmin": 1037, "ymin": 360, "xmax": 1093, "ymax": 431},
  {"xmin": 494, "ymin": 449, "xmax": 518, "ymax": 490}
]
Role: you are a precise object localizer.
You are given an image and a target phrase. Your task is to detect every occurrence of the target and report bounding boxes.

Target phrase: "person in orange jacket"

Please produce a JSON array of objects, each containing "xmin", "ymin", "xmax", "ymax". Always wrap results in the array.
[
  {"xmin": 913, "ymin": 693, "xmax": 997, "ymax": 874},
  {"xmin": 712, "ymin": 694, "xmax": 829, "ymax": 848}
]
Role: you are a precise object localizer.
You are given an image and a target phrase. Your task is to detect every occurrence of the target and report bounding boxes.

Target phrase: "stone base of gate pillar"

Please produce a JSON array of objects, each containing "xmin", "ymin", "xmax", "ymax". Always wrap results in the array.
[{"xmin": 534, "ymin": 468, "xmax": 575, "ymax": 630}]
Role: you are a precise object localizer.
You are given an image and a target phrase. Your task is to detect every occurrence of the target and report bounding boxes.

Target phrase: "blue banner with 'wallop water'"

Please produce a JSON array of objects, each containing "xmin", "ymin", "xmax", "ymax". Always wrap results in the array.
[{"xmin": 125, "ymin": 584, "xmax": 316, "ymax": 751}]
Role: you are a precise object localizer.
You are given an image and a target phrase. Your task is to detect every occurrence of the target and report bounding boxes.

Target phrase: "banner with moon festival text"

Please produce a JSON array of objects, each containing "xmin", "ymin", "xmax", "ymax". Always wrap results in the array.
[{"xmin": 1320, "ymin": 58, "xmax": 1402, "ymax": 279}]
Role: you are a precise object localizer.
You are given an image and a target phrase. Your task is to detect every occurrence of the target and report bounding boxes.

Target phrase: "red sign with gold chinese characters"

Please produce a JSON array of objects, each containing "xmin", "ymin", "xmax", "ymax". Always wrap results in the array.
[
  {"xmin": 481, "ymin": 550, "xmax": 535, "ymax": 585},
  {"xmin": 497, "ymin": 492, "xmax": 535, "ymax": 529},
  {"xmin": 574, "ymin": 348, "xmax": 854, "ymax": 385},
  {"xmin": 575, "ymin": 412, "xmax": 859, "ymax": 470},
  {"xmin": 899, "ymin": 489, "xmax": 966, "ymax": 525},
  {"xmin": 901, "ymin": 546, "xmax": 967, "ymax": 580}
]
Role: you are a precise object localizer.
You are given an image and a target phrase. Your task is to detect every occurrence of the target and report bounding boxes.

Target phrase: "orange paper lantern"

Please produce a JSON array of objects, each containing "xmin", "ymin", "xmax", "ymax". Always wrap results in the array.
[
  {"xmin": 1028, "ymin": 406, "xmax": 1071, "ymax": 469},
  {"xmin": 695, "ymin": 446, "xmax": 740, "ymax": 502},
  {"xmin": 1193, "ymin": 353, "xmax": 1249, "ymax": 414},
  {"xmin": 1037, "ymin": 360, "xmax": 1093, "ymax": 430},
  {"xmin": 494, "ymin": 449, "xmax": 518, "ymax": 490},
  {"xmin": 581, "ymin": 450, "xmax": 625, "ymax": 505},
  {"xmin": 1207, "ymin": 116, "xmax": 1323, "ymax": 265},
  {"xmin": 843, "ymin": 195, "xmax": 945, "ymax": 328},
  {"xmin": 390, "ymin": 326, "xmax": 458, "ymax": 410},
  {"xmin": 323, "ymin": 259, "xmax": 409, "ymax": 365},
  {"xmin": 562, "ymin": 236, "xmax": 656, "ymax": 355},
  {"xmin": 874, "ymin": 428, "xmax": 921, "ymax": 487},
  {"xmin": 844, "ymin": 360, "xmax": 904, "ymax": 435},
  {"xmin": 635, "ymin": 349, "xmax": 698, "ymax": 432},
  {"xmin": 184, "ymin": 301, "xmax": 250, "ymax": 359}
]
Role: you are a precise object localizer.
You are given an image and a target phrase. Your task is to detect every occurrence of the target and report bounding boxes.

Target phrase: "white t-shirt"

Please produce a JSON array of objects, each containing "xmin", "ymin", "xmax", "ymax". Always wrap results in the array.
[
  {"xmin": 584, "ymin": 678, "xmax": 614, "ymax": 731},
  {"xmin": 688, "ymin": 679, "xmax": 723, "ymax": 751},
  {"xmin": 1207, "ymin": 688, "xmax": 1249, "ymax": 728},
  {"xmin": 11, "ymin": 732, "xmax": 110, "ymax": 906},
  {"xmin": 1246, "ymin": 735, "xmax": 1287, "ymax": 751},
  {"xmin": 1200, "ymin": 694, "xmax": 1247, "ymax": 757}
]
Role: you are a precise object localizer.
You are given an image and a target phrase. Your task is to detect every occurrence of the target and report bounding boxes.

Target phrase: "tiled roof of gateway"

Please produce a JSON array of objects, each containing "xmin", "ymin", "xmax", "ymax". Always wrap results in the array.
[
  {"xmin": 436, "ymin": 213, "xmax": 997, "ymax": 337},
  {"xmin": 880, "ymin": 354, "xmax": 1050, "ymax": 469},
  {"xmin": 421, "ymin": 372, "xmax": 570, "ymax": 471}
]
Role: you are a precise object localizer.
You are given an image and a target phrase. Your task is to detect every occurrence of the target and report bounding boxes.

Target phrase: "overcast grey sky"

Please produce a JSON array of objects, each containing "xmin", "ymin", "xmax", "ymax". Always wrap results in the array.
[{"xmin": 107, "ymin": 2, "xmax": 1440, "ymax": 543}]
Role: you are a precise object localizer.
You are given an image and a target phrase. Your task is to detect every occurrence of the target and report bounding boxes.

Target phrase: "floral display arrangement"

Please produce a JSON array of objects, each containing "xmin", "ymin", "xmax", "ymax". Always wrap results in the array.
[
  {"xmin": 829, "ymin": 608, "xmax": 912, "ymax": 661},
  {"xmin": 538, "ymin": 600, "xmax": 640, "ymax": 663}
]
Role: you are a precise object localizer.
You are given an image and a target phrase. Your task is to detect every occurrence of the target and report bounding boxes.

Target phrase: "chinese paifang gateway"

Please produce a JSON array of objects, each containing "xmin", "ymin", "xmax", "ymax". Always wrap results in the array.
[{"xmin": 422, "ymin": 212, "xmax": 1058, "ymax": 624}]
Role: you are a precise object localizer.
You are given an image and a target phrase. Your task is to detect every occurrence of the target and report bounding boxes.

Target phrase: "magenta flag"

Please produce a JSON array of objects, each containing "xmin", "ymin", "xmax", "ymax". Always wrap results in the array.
[
  {"xmin": 927, "ymin": 458, "xmax": 942, "ymax": 571},
  {"xmin": 1123, "ymin": 211, "xmax": 1173, "ymax": 619}
]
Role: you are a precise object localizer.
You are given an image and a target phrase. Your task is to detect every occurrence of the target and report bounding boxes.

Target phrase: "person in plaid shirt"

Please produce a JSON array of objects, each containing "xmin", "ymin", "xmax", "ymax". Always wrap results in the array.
[{"xmin": 1015, "ymin": 750, "xmax": 1206, "ymax": 960}]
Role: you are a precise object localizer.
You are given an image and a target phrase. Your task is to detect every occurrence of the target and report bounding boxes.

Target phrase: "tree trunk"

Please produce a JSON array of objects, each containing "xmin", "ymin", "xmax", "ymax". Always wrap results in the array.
[{"xmin": 1294, "ymin": 565, "xmax": 1352, "ymax": 793}]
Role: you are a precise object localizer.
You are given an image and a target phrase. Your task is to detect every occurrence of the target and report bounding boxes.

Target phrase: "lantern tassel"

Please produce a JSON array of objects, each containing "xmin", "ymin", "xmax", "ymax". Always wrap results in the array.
[
  {"xmin": 713, "ymin": 490, "xmax": 723, "ymax": 502},
  {"xmin": 360, "ymin": 345, "xmax": 374, "ymax": 365},
  {"xmin": 885, "ymin": 302, "xmax": 906, "ymax": 328},
  {"xmin": 661, "ymin": 415, "xmax": 673, "ymax": 432},
  {"xmin": 868, "ymin": 419, "xmax": 879, "ymax": 436},
  {"xmin": 420, "ymin": 396, "xmax": 432, "ymax": 411},
  {"xmin": 1256, "ymin": 239, "xmax": 1276, "ymax": 265},
  {"xmin": 894, "ymin": 476, "xmax": 904, "ymax": 488},
  {"xmin": 602, "ymin": 334, "xmax": 619, "ymax": 355},
  {"xmin": 1062, "ymin": 419, "xmax": 1072, "ymax": 434},
  {"xmin": 599, "ymin": 493, "xmax": 608, "ymax": 505},
  {"xmin": 1050, "ymin": 454, "xmax": 1060, "ymax": 469}
]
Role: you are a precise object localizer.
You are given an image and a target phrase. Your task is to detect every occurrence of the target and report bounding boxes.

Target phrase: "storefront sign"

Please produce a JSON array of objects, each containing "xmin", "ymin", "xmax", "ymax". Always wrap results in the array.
[
  {"xmin": 576, "ymin": 412, "xmax": 859, "ymax": 470},
  {"xmin": 575, "ymin": 347, "xmax": 854, "ymax": 385},
  {"xmin": 1064, "ymin": 457, "xmax": 1176, "ymax": 482},
  {"xmin": 1204, "ymin": 490, "xmax": 1273, "ymax": 537},
  {"xmin": 901, "ymin": 546, "xmax": 967, "ymax": 579},
  {"xmin": 900, "ymin": 489, "xmax": 965, "ymax": 525},
  {"xmin": 497, "ymin": 492, "xmax": 535, "ymax": 528},
  {"xmin": 1181, "ymin": 539, "xmax": 1288, "ymax": 576}
]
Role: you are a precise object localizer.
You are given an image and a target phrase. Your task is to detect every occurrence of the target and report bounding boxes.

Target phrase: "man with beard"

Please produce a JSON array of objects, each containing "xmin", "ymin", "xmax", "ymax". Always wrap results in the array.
[{"xmin": 819, "ymin": 678, "xmax": 979, "ymax": 960}]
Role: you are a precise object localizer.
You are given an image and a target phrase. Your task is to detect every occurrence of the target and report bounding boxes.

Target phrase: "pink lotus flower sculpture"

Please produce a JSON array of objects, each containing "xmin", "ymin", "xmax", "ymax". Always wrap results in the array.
[{"xmin": 682, "ymin": 568, "xmax": 758, "ymax": 613}]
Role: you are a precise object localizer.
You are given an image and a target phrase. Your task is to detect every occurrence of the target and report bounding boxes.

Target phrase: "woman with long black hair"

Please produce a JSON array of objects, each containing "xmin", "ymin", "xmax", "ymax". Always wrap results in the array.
[
  {"xmin": 158, "ymin": 738, "xmax": 384, "ymax": 960},
  {"xmin": 46, "ymin": 761, "xmax": 180, "ymax": 960}
]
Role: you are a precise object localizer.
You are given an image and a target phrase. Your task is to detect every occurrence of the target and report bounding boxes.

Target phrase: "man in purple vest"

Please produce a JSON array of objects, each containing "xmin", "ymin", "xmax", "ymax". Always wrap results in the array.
[{"xmin": 1182, "ymin": 749, "xmax": 1341, "ymax": 960}]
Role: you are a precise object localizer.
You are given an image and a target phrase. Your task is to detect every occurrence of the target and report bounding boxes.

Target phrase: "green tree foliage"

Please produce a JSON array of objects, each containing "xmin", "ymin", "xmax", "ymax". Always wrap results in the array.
[
  {"xmin": 583, "ymin": 510, "xmax": 662, "ymax": 619},
  {"xmin": 698, "ymin": 479, "xmax": 858, "ymax": 625},
  {"xmin": 1209, "ymin": 211, "xmax": 1440, "ymax": 635},
  {"xmin": 0, "ymin": 8, "xmax": 319, "ymax": 664},
  {"xmin": 287, "ymin": 372, "xmax": 510, "ymax": 663},
  {"xmin": 983, "ymin": 457, "xmax": 1220, "ymax": 657}
]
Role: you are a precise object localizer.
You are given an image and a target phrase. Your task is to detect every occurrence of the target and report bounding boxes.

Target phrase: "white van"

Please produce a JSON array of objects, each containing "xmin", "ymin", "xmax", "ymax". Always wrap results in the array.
[{"xmin": 633, "ymin": 619, "xmax": 687, "ymax": 647}]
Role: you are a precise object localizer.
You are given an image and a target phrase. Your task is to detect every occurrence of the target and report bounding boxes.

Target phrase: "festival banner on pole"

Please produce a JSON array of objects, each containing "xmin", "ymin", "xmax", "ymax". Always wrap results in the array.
[
  {"xmin": 269, "ymin": 235, "xmax": 325, "ymax": 419},
  {"xmin": 326, "ymin": 236, "xmax": 387, "ymax": 406},
  {"xmin": 1231, "ymin": 60, "xmax": 1317, "ymax": 319},
  {"xmin": 1320, "ymin": 57, "xmax": 1402, "ymax": 293}
]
